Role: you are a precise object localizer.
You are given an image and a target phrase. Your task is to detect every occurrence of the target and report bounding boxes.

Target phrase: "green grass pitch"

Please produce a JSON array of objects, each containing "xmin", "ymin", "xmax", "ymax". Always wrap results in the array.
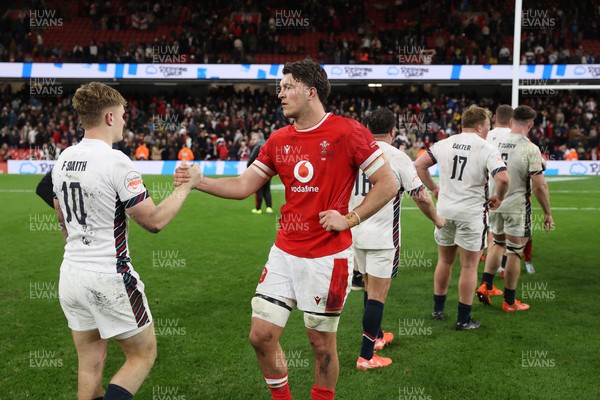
[{"xmin": 0, "ymin": 174, "xmax": 599, "ymax": 399}]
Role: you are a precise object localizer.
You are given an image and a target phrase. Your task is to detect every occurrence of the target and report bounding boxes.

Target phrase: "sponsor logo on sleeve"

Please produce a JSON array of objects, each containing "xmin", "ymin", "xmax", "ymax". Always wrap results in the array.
[{"xmin": 125, "ymin": 171, "xmax": 143, "ymax": 193}]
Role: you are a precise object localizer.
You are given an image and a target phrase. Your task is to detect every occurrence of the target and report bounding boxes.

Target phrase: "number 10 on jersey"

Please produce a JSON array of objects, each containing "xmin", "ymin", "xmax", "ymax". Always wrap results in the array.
[{"xmin": 61, "ymin": 181, "xmax": 87, "ymax": 225}]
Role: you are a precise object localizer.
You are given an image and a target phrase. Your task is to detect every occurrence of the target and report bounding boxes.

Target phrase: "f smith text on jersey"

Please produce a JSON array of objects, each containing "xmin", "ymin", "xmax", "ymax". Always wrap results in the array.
[{"xmin": 61, "ymin": 160, "xmax": 88, "ymax": 172}]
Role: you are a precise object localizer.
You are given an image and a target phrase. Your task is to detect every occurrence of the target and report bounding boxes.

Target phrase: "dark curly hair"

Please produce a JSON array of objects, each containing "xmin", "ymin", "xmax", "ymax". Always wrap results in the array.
[
  {"xmin": 512, "ymin": 105, "xmax": 537, "ymax": 123},
  {"xmin": 282, "ymin": 59, "xmax": 331, "ymax": 105},
  {"xmin": 367, "ymin": 107, "xmax": 396, "ymax": 135}
]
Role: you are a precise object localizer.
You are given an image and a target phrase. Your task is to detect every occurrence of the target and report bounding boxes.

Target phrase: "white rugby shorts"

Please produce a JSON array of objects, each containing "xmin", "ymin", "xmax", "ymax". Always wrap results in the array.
[
  {"xmin": 255, "ymin": 245, "xmax": 353, "ymax": 314},
  {"xmin": 59, "ymin": 260, "xmax": 153, "ymax": 340}
]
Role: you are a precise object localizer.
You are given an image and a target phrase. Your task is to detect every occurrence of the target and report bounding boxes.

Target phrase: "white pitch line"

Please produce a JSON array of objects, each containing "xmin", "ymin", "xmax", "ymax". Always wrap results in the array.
[
  {"xmin": 0, "ymin": 189, "xmax": 35, "ymax": 193},
  {"xmin": 551, "ymin": 190, "xmax": 600, "ymax": 193}
]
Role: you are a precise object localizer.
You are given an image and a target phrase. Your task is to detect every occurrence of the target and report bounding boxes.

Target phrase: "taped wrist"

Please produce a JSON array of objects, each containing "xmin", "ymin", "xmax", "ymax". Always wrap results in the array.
[{"xmin": 345, "ymin": 211, "xmax": 361, "ymax": 228}]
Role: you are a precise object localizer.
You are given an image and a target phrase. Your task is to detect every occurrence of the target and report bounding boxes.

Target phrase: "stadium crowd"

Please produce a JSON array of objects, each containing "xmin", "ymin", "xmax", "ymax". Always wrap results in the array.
[
  {"xmin": 1, "ymin": 85, "xmax": 597, "ymax": 162},
  {"xmin": 1, "ymin": 0, "xmax": 598, "ymax": 64}
]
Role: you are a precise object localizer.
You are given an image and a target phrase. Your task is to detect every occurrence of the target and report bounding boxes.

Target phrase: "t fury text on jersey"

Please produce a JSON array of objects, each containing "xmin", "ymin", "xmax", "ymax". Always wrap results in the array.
[{"xmin": 61, "ymin": 160, "xmax": 88, "ymax": 172}]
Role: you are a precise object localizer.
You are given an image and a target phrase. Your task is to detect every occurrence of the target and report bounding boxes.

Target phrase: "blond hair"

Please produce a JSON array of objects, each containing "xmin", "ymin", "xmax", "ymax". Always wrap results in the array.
[
  {"xmin": 461, "ymin": 105, "xmax": 492, "ymax": 129},
  {"xmin": 72, "ymin": 82, "xmax": 127, "ymax": 129}
]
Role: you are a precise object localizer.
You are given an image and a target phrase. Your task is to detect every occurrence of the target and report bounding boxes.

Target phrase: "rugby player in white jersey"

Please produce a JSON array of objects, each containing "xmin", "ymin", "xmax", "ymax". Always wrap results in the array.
[
  {"xmin": 53, "ymin": 82, "xmax": 202, "ymax": 400},
  {"xmin": 476, "ymin": 105, "xmax": 553, "ymax": 312},
  {"xmin": 415, "ymin": 105, "xmax": 509, "ymax": 330},
  {"xmin": 488, "ymin": 104, "xmax": 513, "ymax": 143},
  {"xmin": 484, "ymin": 104, "xmax": 513, "ymax": 281},
  {"xmin": 350, "ymin": 108, "xmax": 445, "ymax": 369}
]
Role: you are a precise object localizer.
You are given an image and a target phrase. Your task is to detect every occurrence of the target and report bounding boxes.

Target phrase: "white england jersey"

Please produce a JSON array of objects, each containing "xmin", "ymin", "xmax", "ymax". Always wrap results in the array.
[
  {"xmin": 487, "ymin": 127, "xmax": 511, "ymax": 143},
  {"xmin": 427, "ymin": 132, "xmax": 506, "ymax": 221},
  {"xmin": 53, "ymin": 139, "xmax": 149, "ymax": 272},
  {"xmin": 490, "ymin": 133, "xmax": 545, "ymax": 215},
  {"xmin": 349, "ymin": 141, "xmax": 423, "ymax": 250}
]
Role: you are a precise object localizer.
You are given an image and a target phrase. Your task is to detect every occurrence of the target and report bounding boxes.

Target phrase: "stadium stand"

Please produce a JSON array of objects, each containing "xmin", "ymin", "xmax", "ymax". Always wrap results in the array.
[
  {"xmin": 1, "ymin": 0, "xmax": 598, "ymax": 64},
  {"xmin": 0, "ymin": 85, "xmax": 597, "ymax": 162}
]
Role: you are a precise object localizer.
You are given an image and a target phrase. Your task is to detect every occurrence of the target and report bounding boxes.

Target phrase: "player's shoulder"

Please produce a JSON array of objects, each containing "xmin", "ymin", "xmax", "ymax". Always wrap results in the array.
[
  {"xmin": 329, "ymin": 113, "xmax": 368, "ymax": 132},
  {"xmin": 432, "ymin": 134, "xmax": 451, "ymax": 147},
  {"xmin": 265, "ymin": 125, "xmax": 292, "ymax": 143},
  {"xmin": 110, "ymin": 148, "xmax": 135, "ymax": 163},
  {"xmin": 382, "ymin": 141, "xmax": 411, "ymax": 162},
  {"xmin": 487, "ymin": 129, "xmax": 504, "ymax": 142},
  {"xmin": 522, "ymin": 137, "xmax": 542, "ymax": 153},
  {"xmin": 59, "ymin": 141, "xmax": 84, "ymax": 158},
  {"xmin": 480, "ymin": 137, "xmax": 499, "ymax": 152}
]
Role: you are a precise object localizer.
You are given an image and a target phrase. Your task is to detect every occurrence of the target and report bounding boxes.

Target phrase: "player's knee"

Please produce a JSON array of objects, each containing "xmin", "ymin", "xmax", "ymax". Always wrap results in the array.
[
  {"xmin": 248, "ymin": 328, "xmax": 269, "ymax": 350},
  {"xmin": 148, "ymin": 342, "xmax": 157, "ymax": 365},
  {"xmin": 506, "ymin": 240, "xmax": 525, "ymax": 258},
  {"xmin": 248, "ymin": 323, "xmax": 278, "ymax": 350},
  {"xmin": 306, "ymin": 331, "xmax": 335, "ymax": 361},
  {"xmin": 136, "ymin": 339, "xmax": 157, "ymax": 367}
]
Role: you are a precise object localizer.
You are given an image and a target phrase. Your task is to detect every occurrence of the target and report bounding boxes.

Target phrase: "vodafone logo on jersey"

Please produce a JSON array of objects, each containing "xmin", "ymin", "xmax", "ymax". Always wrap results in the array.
[
  {"xmin": 291, "ymin": 160, "xmax": 319, "ymax": 192},
  {"xmin": 293, "ymin": 160, "xmax": 314, "ymax": 183}
]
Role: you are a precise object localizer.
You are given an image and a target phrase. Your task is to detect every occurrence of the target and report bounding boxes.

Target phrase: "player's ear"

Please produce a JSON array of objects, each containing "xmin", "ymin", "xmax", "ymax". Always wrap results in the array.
[{"xmin": 105, "ymin": 110, "xmax": 113, "ymax": 126}]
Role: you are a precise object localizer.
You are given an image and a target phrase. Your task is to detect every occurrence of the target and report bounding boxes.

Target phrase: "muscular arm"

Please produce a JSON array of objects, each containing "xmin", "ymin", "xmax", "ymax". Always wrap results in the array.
[
  {"xmin": 351, "ymin": 161, "xmax": 399, "ymax": 222},
  {"xmin": 531, "ymin": 174, "xmax": 551, "ymax": 215},
  {"xmin": 411, "ymin": 188, "xmax": 444, "ymax": 228},
  {"xmin": 414, "ymin": 153, "xmax": 439, "ymax": 199},
  {"xmin": 195, "ymin": 167, "xmax": 269, "ymax": 200},
  {"xmin": 127, "ymin": 165, "xmax": 203, "ymax": 233},
  {"xmin": 531, "ymin": 173, "xmax": 553, "ymax": 232},
  {"xmin": 321, "ymin": 160, "xmax": 398, "ymax": 231},
  {"xmin": 126, "ymin": 185, "xmax": 194, "ymax": 233},
  {"xmin": 493, "ymin": 170, "xmax": 510, "ymax": 200},
  {"xmin": 53, "ymin": 198, "xmax": 68, "ymax": 241}
]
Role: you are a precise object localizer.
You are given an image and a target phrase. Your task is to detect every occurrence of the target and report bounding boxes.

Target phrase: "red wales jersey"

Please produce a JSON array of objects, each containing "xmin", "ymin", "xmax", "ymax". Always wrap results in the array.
[{"xmin": 252, "ymin": 113, "xmax": 383, "ymax": 258}]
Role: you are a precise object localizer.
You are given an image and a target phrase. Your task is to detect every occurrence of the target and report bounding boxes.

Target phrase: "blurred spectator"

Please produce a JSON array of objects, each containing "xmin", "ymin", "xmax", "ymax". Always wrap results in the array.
[
  {"xmin": 151, "ymin": 142, "xmax": 162, "ymax": 160},
  {"xmin": 135, "ymin": 142, "xmax": 150, "ymax": 160},
  {"xmin": 216, "ymin": 138, "xmax": 228, "ymax": 159},
  {"xmin": 565, "ymin": 148, "xmax": 578, "ymax": 160},
  {"xmin": 237, "ymin": 140, "xmax": 250, "ymax": 160},
  {"xmin": 1, "ymin": 143, "xmax": 10, "ymax": 161},
  {"xmin": 178, "ymin": 144, "xmax": 194, "ymax": 161}
]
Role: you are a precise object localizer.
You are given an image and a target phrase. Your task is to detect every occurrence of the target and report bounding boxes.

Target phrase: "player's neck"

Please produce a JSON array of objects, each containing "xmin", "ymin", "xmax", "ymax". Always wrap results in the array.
[
  {"xmin": 83, "ymin": 130, "xmax": 114, "ymax": 147},
  {"xmin": 510, "ymin": 125, "xmax": 529, "ymax": 136},
  {"xmin": 374, "ymin": 135, "xmax": 392, "ymax": 145},
  {"xmin": 461, "ymin": 128, "xmax": 484, "ymax": 139},
  {"xmin": 293, "ymin": 107, "xmax": 326, "ymax": 131}
]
